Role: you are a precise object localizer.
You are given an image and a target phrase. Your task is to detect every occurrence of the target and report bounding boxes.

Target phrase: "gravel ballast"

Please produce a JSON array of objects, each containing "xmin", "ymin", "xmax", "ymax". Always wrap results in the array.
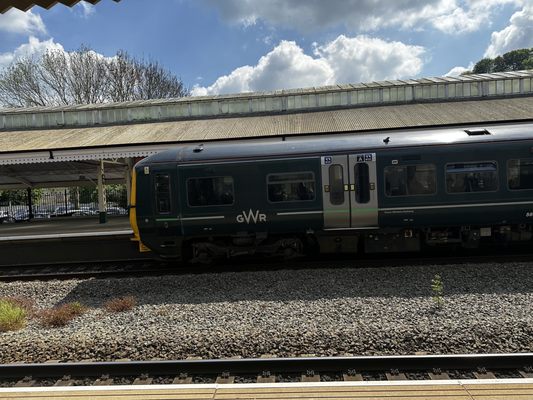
[{"xmin": 0, "ymin": 262, "xmax": 532, "ymax": 363}]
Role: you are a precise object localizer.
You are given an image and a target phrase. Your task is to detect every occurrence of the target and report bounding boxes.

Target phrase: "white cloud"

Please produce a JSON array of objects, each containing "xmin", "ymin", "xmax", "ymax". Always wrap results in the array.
[
  {"xmin": 0, "ymin": 36, "xmax": 64, "ymax": 69},
  {"xmin": 0, "ymin": 8, "xmax": 46, "ymax": 35},
  {"xmin": 192, "ymin": 36, "xmax": 425, "ymax": 96},
  {"xmin": 76, "ymin": 1, "xmax": 96, "ymax": 18},
  {"xmin": 205, "ymin": 0, "xmax": 524, "ymax": 34},
  {"xmin": 485, "ymin": 5, "xmax": 533, "ymax": 57},
  {"xmin": 444, "ymin": 62, "xmax": 474, "ymax": 76}
]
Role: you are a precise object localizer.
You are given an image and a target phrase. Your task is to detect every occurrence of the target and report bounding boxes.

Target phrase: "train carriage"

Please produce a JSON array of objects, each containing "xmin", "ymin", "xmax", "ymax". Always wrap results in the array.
[{"xmin": 130, "ymin": 121, "xmax": 533, "ymax": 263}]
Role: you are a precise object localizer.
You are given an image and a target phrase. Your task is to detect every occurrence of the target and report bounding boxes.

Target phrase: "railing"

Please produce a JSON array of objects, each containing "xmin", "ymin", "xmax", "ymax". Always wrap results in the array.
[{"xmin": 0, "ymin": 185, "xmax": 128, "ymax": 222}]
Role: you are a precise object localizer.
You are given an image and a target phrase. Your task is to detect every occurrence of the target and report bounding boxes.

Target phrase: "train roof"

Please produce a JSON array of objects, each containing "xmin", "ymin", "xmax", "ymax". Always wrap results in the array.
[{"xmin": 140, "ymin": 121, "xmax": 533, "ymax": 166}]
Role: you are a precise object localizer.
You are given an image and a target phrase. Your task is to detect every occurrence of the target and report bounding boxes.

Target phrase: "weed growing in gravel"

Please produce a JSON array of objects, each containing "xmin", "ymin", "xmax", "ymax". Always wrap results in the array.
[
  {"xmin": 0, "ymin": 299, "xmax": 27, "ymax": 332},
  {"xmin": 431, "ymin": 274, "xmax": 444, "ymax": 309},
  {"xmin": 40, "ymin": 302, "xmax": 88, "ymax": 328},
  {"xmin": 0, "ymin": 296, "xmax": 35, "ymax": 316},
  {"xmin": 104, "ymin": 296, "xmax": 137, "ymax": 313}
]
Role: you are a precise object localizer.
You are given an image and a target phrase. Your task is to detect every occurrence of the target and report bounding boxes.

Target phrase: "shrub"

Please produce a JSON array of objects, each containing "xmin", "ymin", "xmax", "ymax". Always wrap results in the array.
[
  {"xmin": 0, "ymin": 300, "xmax": 27, "ymax": 332},
  {"xmin": 1, "ymin": 296, "xmax": 35, "ymax": 316},
  {"xmin": 40, "ymin": 302, "xmax": 87, "ymax": 328},
  {"xmin": 104, "ymin": 296, "xmax": 136, "ymax": 313}
]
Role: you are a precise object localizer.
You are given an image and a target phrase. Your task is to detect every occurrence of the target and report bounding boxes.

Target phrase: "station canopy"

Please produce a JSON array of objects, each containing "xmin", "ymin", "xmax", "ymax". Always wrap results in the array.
[
  {"xmin": 0, "ymin": 0, "xmax": 121, "ymax": 14},
  {"xmin": 1, "ymin": 70, "xmax": 533, "ymax": 189}
]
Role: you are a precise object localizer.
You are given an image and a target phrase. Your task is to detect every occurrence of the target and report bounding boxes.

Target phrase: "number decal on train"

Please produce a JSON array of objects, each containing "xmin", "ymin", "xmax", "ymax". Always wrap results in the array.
[{"xmin": 236, "ymin": 209, "xmax": 267, "ymax": 224}]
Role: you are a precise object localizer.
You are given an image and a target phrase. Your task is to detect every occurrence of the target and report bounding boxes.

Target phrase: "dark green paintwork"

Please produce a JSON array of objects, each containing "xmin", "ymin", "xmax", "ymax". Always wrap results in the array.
[{"xmin": 135, "ymin": 130, "xmax": 533, "ymax": 259}]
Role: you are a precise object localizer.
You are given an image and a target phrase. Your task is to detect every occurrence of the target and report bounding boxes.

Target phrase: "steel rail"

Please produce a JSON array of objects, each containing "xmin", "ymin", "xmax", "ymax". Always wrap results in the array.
[
  {"xmin": 2, "ymin": 247, "xmax": 533, "ymax": 282},
  {"xmin": 1, "ymin": 353, "xmax": 532, "ymax": 379}
]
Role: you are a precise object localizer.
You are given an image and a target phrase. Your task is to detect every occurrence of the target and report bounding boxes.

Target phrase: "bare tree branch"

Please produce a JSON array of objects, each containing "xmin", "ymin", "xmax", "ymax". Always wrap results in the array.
[{"xmin": 0, "ymin": 45, "xmax": 189, "ymax": 108}]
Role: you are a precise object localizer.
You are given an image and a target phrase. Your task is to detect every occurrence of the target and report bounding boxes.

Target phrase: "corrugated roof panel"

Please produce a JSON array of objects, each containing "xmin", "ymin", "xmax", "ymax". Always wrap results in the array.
[{"xmin": 0, "ymin": 97, "xmax": 532, "ymax": 155}]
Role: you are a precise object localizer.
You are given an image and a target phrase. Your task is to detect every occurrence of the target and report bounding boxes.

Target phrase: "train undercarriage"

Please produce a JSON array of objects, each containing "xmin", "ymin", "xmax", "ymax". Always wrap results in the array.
[{"xmin": 184, "ymin": 224, "xmax": 533, "ymax": 264}]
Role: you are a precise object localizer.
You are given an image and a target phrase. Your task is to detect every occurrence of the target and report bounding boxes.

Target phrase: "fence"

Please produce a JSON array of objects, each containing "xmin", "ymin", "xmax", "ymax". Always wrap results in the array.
[{"xmin": 0, "ymin": 185, "xmax": 128, "ymax": 222}]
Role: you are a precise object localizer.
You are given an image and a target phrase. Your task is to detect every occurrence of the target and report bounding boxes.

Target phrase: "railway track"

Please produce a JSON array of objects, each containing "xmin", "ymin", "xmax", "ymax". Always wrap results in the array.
[
  {"xmin": 0, "ymin": 353, "xmax": 532, "ymax": 387},
  {"xmin": 1, "ymin": 244, "xmax": 533, "ymax": 281}
]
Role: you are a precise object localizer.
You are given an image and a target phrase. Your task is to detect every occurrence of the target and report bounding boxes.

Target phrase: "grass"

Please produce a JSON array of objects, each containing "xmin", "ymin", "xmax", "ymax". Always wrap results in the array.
[
  {"xmin": 0, "ymin": 299, "xmax": 27, "ymax": 332},
  {"xmin": 39, "ymin": 302, "xmax": 87, "ymax": 328},
  {"xmin": 1, "ymin": 296, "xmax": 35, "ymax": 316},
  {"xmin": 104, "ymin": 296, "xmax": 136, "ymax": 313},
  {"xmin": 431, "ymin": 274, "xmax": 444, "ymax": 309}
]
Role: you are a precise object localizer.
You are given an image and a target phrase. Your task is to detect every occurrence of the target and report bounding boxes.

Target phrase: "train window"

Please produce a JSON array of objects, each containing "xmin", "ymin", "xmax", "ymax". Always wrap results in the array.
[
  {"xmin": 385, "ymin": 164, "xmax": 436, "ymax": 197},
  {"xmin": 155, "ymin": 174, "xmax": 171, "ymax": 214},
  {"xmin": 187, "ymin": 176, "xmax": 234, "ymax": 207},
  {"xmin": 354, "ymin": 163, "xmax": 370, "ymax": 203},
  {"xmin": 328, "ymin": 165, "xmax": 344, "ymax": 205},
  {"xmin": 508, "ymin": 159, "xmax": 533, "ymax": 190},
  {"xmin": 446, "ymin": 162, "xmax": 498, "ymax": 193},
  {"xmin": 268, "ymin": 172, "xmax": 315, "ymax": 203}
]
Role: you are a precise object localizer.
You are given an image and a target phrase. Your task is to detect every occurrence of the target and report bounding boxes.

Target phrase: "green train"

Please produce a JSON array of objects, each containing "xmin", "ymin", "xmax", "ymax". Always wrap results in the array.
[{"xmin": 130, "ymin": 121, "xmax": 533, "ymax": 263}]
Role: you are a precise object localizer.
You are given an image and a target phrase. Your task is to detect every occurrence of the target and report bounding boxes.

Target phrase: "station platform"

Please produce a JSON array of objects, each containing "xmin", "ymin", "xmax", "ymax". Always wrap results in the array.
[
  {"xmin": 0, "ymin": 380, "xmax": 532, "ymax": 400},
  {"xmin": 0, "ymin": 216, "xmax": 132, "ymax": 241},
  {"xmin": 0, "ymin": 217, "xmax": 151, "ymax": 266}
]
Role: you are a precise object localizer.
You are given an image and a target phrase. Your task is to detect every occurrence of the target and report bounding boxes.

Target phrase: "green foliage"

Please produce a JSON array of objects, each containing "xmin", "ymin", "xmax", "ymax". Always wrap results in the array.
[
  {"xmin": 1, "ymin": 296, "xmax": 35, "ymax": 315},
  {"xmin": 0, "ymin": 299, "xmax": 27, "ymax": 332},
  {"xmin": 471, "ymin": 48, "xmax": 533, "ymax": 74},
  {"xmin": 472, "ymin": 58, "xmax": 494, "ymax": 74},
  {"xmin": 431, "ymin": 274, "xmax": 444, "ymax": 309},
  {"xmin": 68, "ymin": 185, "xmax": 127, "ymax": 208},
  {"xmin": 106, "ymin": 184, "xmax": 128, "ymax": 208},
  {"xmin": 0, "ymin": 189, "xmax": 43, "ymax": 205}
]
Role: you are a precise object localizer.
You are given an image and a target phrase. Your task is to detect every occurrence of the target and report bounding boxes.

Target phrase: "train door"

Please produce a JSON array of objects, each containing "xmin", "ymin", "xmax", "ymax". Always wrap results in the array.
[
  {"xmin": 348, "ymin": 153, "xmax": 378, "ymax": 228},
  {"xmin": 321, "ymin": 153, "xmax": 378, "ymax": 229},
  {"xmin": 321, "ymin": 156, "xmax": 350, "ymax": 228}
]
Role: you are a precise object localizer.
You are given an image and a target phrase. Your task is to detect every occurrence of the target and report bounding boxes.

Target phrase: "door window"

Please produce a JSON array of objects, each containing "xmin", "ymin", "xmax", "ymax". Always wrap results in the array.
[
  {"xmin": 354, "ymin": 163, "xmax": 370, "ymax": 203},
  {"xmin": 328, "ymin": 164, "xmax": 344, "ymax": 205}
]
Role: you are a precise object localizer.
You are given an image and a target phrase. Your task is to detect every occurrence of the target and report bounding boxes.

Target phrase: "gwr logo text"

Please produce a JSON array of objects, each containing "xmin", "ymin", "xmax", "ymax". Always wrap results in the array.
[{"xmin": 236, "ymin": 209, "xmax": 267, "ymax": 224}]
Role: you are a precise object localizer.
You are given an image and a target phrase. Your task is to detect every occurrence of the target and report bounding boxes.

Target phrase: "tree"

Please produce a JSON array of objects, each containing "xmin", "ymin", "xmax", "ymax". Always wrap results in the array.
[
  {"xmin": 0, "ymin": 46, "xmax": 188, "ymax": 108},
  {"xmin": 466, "ymin": 48, "xmax": 533, "ymax": 75},
  {"xmin": 472, "ymin": 58, "xmax": 494, "ymax": 74},
  {"xmin": 0, "ymin": 189, "xmax": 42, "ymax": 205}
]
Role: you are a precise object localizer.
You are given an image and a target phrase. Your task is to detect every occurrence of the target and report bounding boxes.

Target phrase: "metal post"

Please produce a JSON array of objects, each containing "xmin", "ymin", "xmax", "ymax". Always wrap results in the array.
[
  {"xmin": 125, "ymin": 158, "xmax": 133, "ymax": 210},
  {"xmin": 27, "ymin": 187, "xmax": 33, "ymax": 221},
  {"xmin": 97, "ymin": 159, "xmax": 107, "ymax": 223}
]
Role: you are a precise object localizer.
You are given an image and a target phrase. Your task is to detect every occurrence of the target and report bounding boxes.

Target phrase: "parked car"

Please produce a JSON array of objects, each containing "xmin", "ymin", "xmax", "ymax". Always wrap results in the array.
[
  {"xmin": 70, "ymin": 206, "xmax": 98, "ymax": 216},
  {"xmin": 0, "ymin": 210, "xmax": 10, "ymax": 223},
  {"xmin": 6, "ymin": 210, "xmax": 50, "ymax": 222},
  {"xmin": 106, "ymin": 206, "xmax": 128, "ymax": 216},
  {"xmin": 51, "ymin": 205, "xmax": 80, "ymax": 217}
]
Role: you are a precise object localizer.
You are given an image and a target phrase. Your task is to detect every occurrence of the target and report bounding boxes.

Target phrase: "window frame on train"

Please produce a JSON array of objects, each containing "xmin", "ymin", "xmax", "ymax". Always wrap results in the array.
[
  {"xmin": 186, "ymin": 176, "xmax": 235, "ymax": 207},
  {"xmin": 266, "ymin": 171, "xmax": 316, "ymax": 203},
  {"xmin": 508, "ymin": 158, "xmax": 533, "ymax": 191},
  {"xmin": 445, "ymin": 161, "xmax": 499, "ymax": 194},
  {"xmin": 384, "ymin": 163, "xmax": 437, "ymax": 197},
  {"xmin": 154, "ymin": 173, "xmax": 171, "ymax": 214}
]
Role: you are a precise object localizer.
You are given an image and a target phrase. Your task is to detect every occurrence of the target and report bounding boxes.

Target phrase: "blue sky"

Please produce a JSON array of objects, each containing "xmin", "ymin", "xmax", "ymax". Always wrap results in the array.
[{"xmin": 1, "ymin": 0, "xmax": 532, "ymax": 96}]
